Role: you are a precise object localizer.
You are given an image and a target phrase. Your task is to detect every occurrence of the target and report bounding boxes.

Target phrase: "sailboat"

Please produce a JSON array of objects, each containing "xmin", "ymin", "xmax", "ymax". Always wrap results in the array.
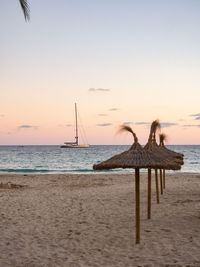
[{"xmin": 60, "ymin": 103, "xmax": 90, "ymax": 148}]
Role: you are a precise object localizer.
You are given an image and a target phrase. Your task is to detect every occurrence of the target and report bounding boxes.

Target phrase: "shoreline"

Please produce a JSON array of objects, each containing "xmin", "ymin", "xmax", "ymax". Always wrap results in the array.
[
  {"xmin": 0, "ymin": 172, "xmax": 200, "ymax": 176},
  {"xmin": 0, "ymin": 173, "xmax": 200, "ymax": 266}
]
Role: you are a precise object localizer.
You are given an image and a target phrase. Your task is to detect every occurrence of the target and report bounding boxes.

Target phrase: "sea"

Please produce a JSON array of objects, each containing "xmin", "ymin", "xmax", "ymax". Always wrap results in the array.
[{"xmin": 0, "ymin": 145, "xmax": 199, "ymax": 174}]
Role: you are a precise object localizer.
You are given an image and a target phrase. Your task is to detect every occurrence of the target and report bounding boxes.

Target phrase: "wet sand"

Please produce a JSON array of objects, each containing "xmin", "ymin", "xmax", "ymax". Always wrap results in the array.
[{"xmin": 0, "ymin": 172, "xmax": 200, "ymax": 266}]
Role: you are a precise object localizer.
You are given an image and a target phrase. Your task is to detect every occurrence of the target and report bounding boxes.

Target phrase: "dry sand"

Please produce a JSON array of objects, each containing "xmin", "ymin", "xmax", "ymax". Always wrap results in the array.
[{"xmin": 0, "ymin": 172, "xmax": 200, "ymax": 267}]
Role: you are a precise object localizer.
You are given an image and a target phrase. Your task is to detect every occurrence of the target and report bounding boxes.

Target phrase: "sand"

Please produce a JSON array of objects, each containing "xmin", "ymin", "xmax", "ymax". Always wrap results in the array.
[{"xmin": 0, "ymin": 172, "xmax": 200, "ymax": 267}]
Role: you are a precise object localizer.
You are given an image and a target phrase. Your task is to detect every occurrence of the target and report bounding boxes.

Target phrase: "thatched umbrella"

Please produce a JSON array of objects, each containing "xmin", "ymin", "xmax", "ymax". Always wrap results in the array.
[
  {"xmin": 144, "ymin": 120, "xmax": 182, "ymax": 198},
  {"xmin": 159, "ymin": 133, "xmax": 184, "ymax": 159},
  {"xmin": 144, "ymin": 120, "xmax": 161, "ymax": 204},
  {"xmin": 93, "ymin": 125, "xmax": 181, "ymax": 244},
  {"xmin": 159, "ymin": 133, "xmax": 184, "ymax": 189}
]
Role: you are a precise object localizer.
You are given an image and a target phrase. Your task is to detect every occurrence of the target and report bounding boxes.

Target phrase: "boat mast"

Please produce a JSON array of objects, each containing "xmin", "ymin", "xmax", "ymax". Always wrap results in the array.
[{"xmin": 75, "ymin": 103, "xmax": 78, "ymax": 145}]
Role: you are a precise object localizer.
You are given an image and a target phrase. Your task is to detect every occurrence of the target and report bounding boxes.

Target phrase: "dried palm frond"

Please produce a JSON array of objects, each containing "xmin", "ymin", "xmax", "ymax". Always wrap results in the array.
[
  {"xmin": 118, "ymin": 125, "xmax": 138, "ymax": 143},
  {"xmin": 148, "ymin": 119, "xmax": 161, "ymax": 142},
  {"xmin": 151, "ymin": 119, "xmax": 161, "ymax": 134},
  {"xmin": 19, "ymin": 0, "xmax": 30, "ymax": 21},
  {"xmin": 159, "ymin": 133, "xmax": 167, "ymax": 145}
]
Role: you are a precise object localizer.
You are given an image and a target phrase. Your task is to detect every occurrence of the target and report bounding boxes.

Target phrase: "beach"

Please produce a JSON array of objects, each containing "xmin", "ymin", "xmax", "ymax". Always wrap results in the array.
[{"xmin": 0, "ymin": 172, "xmax": 200, "ymax": 266}]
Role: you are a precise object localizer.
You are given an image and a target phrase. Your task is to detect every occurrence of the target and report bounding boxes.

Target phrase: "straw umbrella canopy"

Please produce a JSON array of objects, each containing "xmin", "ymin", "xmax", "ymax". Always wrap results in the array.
[
  {"xmin": 93, "ymin": 125, "xmax": 181, "ymax": 244},
  {"xmin": 94, "ymin": 122, "xmax": 181, "ymax": 171},
  {"xmin": 93, "ymin": 144, "xmax": 181, "ymax": 171},
  {"xmin": 159, "ymin": 133, "xmax": 184, "ymax": 161}
]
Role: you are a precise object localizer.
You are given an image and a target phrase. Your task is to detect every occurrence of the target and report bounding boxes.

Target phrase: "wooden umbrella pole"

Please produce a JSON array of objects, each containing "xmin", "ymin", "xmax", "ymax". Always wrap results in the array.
[
  {"xmin": 160, "ymin": 169, "xmax": 163, "ymax": 195},
  {"xmin": 147, "ymin": 168, "xmax": 151, "ymax": 219},
  {"xmin": 155, "ymin": 169, "xmax": 159, "ymax": 204},
  {"xmin": 135, "ymin": 168, "xmax": 140, "ymax": 244},
  {"xmin": 163, "ymin": 169, "xmax": 166, "ymax": 189}
]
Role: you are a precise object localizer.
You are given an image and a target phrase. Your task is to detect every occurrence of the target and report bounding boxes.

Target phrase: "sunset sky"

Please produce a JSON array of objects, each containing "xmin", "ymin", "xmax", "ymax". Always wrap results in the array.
[{"xmin": 1, "ymin": 0, "xmax": 200, "ymax": 145}]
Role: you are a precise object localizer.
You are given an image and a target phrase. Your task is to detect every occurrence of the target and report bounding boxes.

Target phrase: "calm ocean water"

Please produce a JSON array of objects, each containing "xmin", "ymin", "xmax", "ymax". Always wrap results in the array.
[{"xmin": 0, "ymin": 145, "xmax": 199, "ymax": 174}]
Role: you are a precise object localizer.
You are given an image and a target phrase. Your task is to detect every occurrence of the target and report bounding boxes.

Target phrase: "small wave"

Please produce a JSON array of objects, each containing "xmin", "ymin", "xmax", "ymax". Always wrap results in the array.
[
  {"xmin": 0, "ymin": 168, "xmax": 130, "ymax": 174},
  {"xmin": 0, "ymin": 169, "xmax": 50, "ymax": 173},
  {"xmin": 0, "ymin": 168, "xmax": 97, "ymax": 174}
]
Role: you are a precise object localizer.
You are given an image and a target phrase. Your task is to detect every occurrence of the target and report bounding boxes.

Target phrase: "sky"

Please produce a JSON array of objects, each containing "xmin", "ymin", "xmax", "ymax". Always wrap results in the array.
[{"xmin": 0, "ymin": 0, "xmax": 200, "ymax": 145}]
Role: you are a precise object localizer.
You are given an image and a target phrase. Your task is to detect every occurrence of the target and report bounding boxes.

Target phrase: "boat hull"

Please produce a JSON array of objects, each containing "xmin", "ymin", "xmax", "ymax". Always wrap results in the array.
[{"xmin": 60, "ymin": 144, "xmax": 90, "ymax": 148}]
